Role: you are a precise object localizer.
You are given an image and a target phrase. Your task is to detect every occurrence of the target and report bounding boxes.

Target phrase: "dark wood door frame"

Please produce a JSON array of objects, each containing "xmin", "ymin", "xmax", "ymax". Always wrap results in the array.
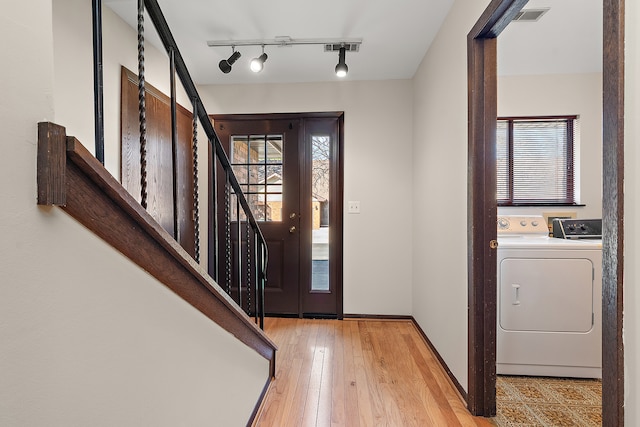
[
  {"xmin": 209, "ymin": 112, "xmax": 345, "ymax": 319},
  {"xmin": 467, "ymin": 0, "xmax": 625, "ymax": 424}
]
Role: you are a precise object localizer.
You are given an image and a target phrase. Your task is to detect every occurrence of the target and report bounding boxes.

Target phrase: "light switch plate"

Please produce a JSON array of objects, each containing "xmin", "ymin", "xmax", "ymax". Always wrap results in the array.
[{"xmin": 348, "ymin": 201, "xmax": 361, "ymax": 214}]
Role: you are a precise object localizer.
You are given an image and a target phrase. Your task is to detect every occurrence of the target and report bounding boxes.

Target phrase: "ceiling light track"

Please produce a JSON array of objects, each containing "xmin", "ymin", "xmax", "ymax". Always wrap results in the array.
[
  {"xmin": 209, "ymin": 37, "xmax": 362, "ymax": 77},
  {"xmin": 207, "ymin": 37, "xmax": 362, "ymax": 51}
]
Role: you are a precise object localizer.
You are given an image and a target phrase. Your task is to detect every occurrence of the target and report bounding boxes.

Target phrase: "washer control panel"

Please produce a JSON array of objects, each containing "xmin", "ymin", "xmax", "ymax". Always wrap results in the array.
[
  {"xmin": 497, "ymin": 215, "xmax": 549, "ymax": 236},
  {"xmin": 552, "ymin": 218, "xmax": 602, "ymax": 239}
]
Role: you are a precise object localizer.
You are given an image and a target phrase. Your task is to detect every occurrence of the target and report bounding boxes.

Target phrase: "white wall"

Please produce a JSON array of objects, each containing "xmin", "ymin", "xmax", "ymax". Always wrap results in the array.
[
  {"xmin": 625, "ymin": 1, "xmax": 639, "ymax": 424},
  {"xmin": 411, "ymin": 0, "xmax": 491, "ymax": 391},
  {"xmin": 52, "ymin": 0, "xmax": 193, "ymax": 179},
  {"xmin": 198, "ymin": 80, "xmax": 414, "ymax": 315},
  {"xmin": 0, "ymin": 1, "xmax": 267, "ymax": 425},
  {"xmin": 497, "ymin": 73, "xmax": 603, "ymax": 219},
  {"xmin": 52, "ymin": 0, "xmax": 209, "ymax": 267}
]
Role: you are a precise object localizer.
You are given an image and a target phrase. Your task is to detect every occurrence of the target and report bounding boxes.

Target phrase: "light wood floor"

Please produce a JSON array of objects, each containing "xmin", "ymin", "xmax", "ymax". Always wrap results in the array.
[{"xmin": 254, "ymin": 318, "xmax": 494, "ymax": 427}]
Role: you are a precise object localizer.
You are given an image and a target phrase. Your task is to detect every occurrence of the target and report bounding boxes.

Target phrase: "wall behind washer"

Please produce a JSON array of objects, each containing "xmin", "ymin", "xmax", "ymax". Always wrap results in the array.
[{"xmin": 497, "ymin": 72, "xmax": 603, "ymax": 220}]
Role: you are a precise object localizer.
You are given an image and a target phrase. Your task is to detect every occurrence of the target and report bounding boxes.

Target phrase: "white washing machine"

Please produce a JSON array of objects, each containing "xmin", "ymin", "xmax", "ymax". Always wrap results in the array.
[{"xmin": 496, "ymin": 215, "xmax": 602, "ymax": 378}]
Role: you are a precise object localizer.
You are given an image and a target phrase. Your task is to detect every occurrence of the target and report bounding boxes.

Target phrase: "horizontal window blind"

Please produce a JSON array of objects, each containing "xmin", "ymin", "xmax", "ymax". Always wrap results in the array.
[{"xmin": 497, "ymin": 116, "xmax": 576, "ymax": 205}]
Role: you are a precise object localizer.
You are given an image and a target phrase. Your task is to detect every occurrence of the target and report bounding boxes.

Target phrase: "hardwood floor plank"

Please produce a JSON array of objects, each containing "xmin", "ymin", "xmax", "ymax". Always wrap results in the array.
[
  {"xmin": 350, "ymin": 320, "xmax": 376, "ymax": 426},
  {"xmin": 255, "ymin": 318, "xmax": 494, "ymax": 427},
  {"xmin": 405, "ymin": 325, "xmax": 479, "ymax": 424},
  {"xmin": 339, "ymin": 320, "xmax": 361, "ymax": 427},
  {"xmin": 360, "ymin": 321, "xmax": 394, "ymax": 425},
  {"xmin": 402, "ymin": 332, "xmax": 463, "ymax": 426},
  {"xmin": 285, "ymin": 320, "xmax": 320, "ymax": 427},
  {"xmin": 381, "ymin": 322, "xmax": 447, "ymax": 426},
  {"xmin": 316, "ymin": 322, "xmax": 335, "ymax": 427},
  {"xmin": 328, "ymin": 321, "xmax": 345, "ymax": 426},
  {"xmin": 301, "ymin": 320, "xmax": 332, "ymax": 426}
]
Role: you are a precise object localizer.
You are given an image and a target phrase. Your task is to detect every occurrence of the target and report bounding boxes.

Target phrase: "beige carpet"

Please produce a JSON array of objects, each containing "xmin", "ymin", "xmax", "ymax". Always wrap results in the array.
[{"xmin": 494, "ymin": 375, "xmax": 602, "ymax": 426}]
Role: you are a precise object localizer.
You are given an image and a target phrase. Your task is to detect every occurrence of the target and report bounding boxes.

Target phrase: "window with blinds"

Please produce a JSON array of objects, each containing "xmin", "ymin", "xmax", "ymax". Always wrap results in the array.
[{"xmin": 497, "ymin": 116, "xmax": 577, "ymax": 205}]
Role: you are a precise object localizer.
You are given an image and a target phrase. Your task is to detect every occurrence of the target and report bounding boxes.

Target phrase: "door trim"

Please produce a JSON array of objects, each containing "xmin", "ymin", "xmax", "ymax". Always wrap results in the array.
[
  {"xmin": 467, "ymin": 0, "xmax": 625, "ymax": 423},
  {"xmin": 209, "ymin": 112, "xmax": 344, "ymax": 319},
  {"xmin": 601, "ymin": 1, "xmax": 625, "ymax": 424}
]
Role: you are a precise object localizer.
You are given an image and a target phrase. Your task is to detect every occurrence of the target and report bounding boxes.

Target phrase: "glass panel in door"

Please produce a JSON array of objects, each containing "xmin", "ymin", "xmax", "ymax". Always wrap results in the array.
[
  {"xmin": 230, "ymin": 134, "xmax": 284, "ymax": 222},
  {"xmin": 311, "ymin": 135, "xmax": 330, "ymax": 292}
]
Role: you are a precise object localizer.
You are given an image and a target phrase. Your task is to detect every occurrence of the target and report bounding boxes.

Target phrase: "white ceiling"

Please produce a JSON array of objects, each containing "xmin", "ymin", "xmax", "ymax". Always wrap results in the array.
[
  {"xmin": 104, "ymin": 0, "xmax": 602, "ymax": 86},
  {"xmin": 105, "ymin": 0, "xmax": 456, "ymax": 85},
  {"xmin": 498, "ymin": 0, "xmax": 602, "ymax": 76}
]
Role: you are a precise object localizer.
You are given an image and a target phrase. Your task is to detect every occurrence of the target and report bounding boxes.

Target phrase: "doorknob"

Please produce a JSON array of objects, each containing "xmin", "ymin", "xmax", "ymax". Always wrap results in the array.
[{"xmin": 289, "ymin": 226, "xmax": 296, "ymax": 234}]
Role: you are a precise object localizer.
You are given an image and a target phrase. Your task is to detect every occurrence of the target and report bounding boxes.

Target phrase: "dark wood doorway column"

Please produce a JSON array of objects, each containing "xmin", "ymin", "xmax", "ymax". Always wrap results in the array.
[{"xmin": 467, "ymin": 0, "xmax": 625, "ymax": 424}]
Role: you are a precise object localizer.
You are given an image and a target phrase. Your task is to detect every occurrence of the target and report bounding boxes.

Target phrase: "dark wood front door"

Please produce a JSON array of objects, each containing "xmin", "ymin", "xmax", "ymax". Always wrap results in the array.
[
  {"xmin": 214, "ymin": 118, "xmax": 301, "ymax": 315},
  {"xmin": 212, "ymin": 113, "xmax": 343, "ymax": 318}
]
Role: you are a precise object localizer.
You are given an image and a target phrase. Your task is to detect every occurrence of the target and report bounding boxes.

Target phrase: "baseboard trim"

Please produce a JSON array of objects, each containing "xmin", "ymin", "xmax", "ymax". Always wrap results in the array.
[
  {"xmin": 247, "ymin": 375, "xmax": 273, "ymax": 427},
  {"xmin": 343, "ymin": 313, "xmax": 413, "ymax": 320},
  {"xmin": 410, "ymin": 317, "xmax": 468, "ymax": 403}
]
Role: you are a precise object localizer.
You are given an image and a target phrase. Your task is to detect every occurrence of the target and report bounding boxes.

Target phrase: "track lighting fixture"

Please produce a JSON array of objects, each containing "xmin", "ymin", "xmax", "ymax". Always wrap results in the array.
[
  {"xmin": 218, "ymin": 48, "xmax": 241, "ymax": 74},
  {"xmin": 335, "ymin": 46, "xmax": 348, "ymax": 78},
  {"xmin": 208, "ymin": 37, "xmax": 361, "ymax": 76},
  {"xmin": 250, "ymin": 46, "xmax": 268, "ymax": 73}
]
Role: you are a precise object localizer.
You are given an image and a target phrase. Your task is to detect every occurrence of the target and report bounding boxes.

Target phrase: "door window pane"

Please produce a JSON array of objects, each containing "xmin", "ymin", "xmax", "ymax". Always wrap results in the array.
[
  {"xmin": 266, "ymin": 138, "xmax": 283, "ymax": 163},
  {"xmin": 231, "ymin": 165, "xmax": 247, "ymax": 184},
  {"xmin": 311, "ymin": 135, "xmax": 330, "ymax": 291},
  {"xmin": 231, "ymin": 135, "xmax": 284, "ymax": 222},
  {"xmin": 232, "ymin": 138, "xmax": 249, "ymax": 164}
]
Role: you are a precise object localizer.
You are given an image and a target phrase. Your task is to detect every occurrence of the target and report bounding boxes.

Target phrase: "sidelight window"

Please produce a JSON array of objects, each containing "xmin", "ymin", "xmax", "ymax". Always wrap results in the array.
[{"xmin": 311, "ymin": 135, "xmax": 331, "ymax": 292}]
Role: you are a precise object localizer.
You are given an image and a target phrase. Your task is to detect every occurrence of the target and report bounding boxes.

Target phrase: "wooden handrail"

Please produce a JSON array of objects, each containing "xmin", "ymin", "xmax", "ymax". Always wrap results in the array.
[{"xmin": 37, "ymin": 122, "xmax": 276, "ymax": 376}]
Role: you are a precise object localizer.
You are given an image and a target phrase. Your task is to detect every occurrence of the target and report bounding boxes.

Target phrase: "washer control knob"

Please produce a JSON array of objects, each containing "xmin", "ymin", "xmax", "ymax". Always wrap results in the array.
[
  {"xmin": 520, "ymin": 220, "xmax": 527, "ymax": 227},
  {"xmin": 498, "ymin": 218, "xmax": 510, "ymax": 229},
  {"xmin": 532, "ymin": 220, "xmax": 539, "ymax": 227}
]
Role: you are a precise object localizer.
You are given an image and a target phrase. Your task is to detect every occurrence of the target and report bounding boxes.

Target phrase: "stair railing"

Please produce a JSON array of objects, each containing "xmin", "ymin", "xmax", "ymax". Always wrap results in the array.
[{"xmin": 91, "ymin": 0, "xmax": 268, "ymax": 328}]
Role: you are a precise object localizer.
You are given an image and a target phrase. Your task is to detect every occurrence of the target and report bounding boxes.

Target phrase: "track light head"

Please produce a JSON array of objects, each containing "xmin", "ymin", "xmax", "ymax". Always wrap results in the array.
[
  {"xmin": 219, "ymin": 50, "xmax": 241, "ymax": 74},
  {"xmin": 335, "ymin": 46, "xmax": 348, "ymax": 78},
  {"xmin": 250, "ymin": 52, "xmax": 268, "ymax": 73}
]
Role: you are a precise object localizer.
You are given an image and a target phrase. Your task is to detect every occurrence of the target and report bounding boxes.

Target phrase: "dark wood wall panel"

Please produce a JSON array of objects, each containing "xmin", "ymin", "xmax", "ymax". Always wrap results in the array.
[
  {"xmin": 120, "ymin": 67, "xmax": 195, "ymax": 257},
  {"xmin": 176, "ymin": 110, "xmax": 196, "ymax": 254}
]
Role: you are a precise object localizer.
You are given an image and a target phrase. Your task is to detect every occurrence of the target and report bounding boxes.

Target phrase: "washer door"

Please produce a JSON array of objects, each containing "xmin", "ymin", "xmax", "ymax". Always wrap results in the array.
[{"xmin": 499, "ymin": 258, "xmax": 594, "ymax": 333}]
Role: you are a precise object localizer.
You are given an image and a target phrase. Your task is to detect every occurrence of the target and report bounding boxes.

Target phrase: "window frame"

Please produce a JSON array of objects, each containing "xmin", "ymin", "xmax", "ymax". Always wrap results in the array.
[{"xmin": 497, "ymin": 115, "xmax": 578, "ymax": 207}]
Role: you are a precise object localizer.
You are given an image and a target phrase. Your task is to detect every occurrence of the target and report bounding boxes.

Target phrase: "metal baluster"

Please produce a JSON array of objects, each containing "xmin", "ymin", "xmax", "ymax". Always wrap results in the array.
[
  {"xmin": 253, "ymin": 228, "xmax": 259, "ymax": 324},
  {"xmin": 169, "ymin": 47, "xmax": 179, "ymax": 241},
  {"xmin": 224, "ymin": 173, "xmax": 232, "ymax": 295},
  {"xmin": 246, "ymin": 220, "xmax": 251, "ymax": 316},
  {"xmin": 211, "ymin": 148, "xmax": 219, "ymax": 281},
  {"xmin": 236, "ymin": 198, "xmax": 242, "ymax": 307},
  {"xmin": 137, "ymin": 0, "xmax": 148, "ymax": 209},
  {"xmin": 192, "ymin": 101, "xmax": 200, "ymax": 263},
  {"xmin": 258, "ymin": 241, "xmax": 266, "ymax": 329},
  {"xmin": 91, "ymin": 0, "xmax": 105, "ymax": 164}
]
